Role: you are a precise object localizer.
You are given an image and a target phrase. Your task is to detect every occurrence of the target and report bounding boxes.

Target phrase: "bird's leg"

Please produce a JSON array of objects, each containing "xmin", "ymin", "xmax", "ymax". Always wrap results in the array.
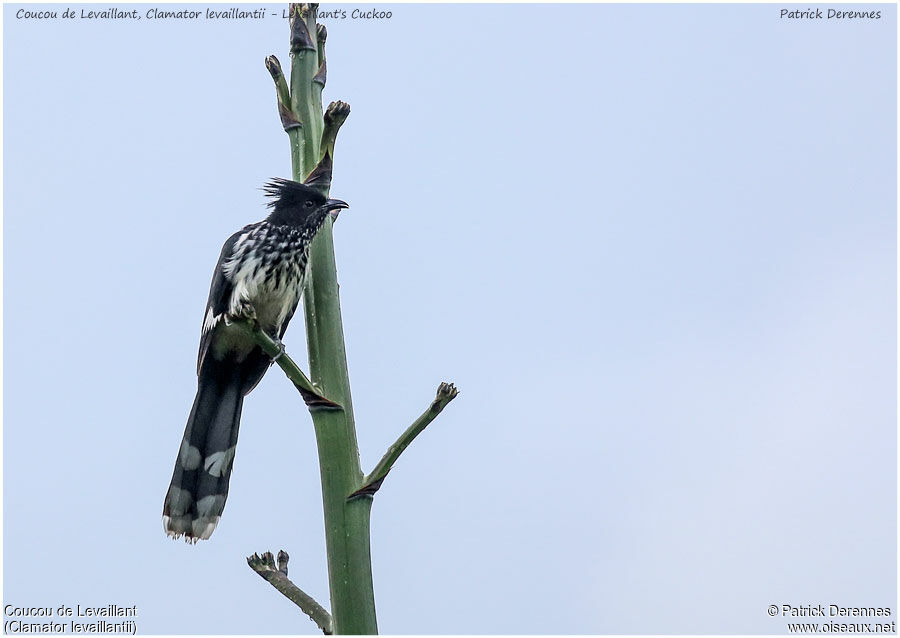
[{"xmin": 227, "ymin": 303, "xmax": 286, "ymax": 362}]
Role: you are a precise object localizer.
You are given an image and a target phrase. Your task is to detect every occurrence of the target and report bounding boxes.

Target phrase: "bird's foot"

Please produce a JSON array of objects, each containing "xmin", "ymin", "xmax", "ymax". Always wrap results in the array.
[{"xmin": 224, "ymin": 302, "xmax": 258, "ymax": 327}]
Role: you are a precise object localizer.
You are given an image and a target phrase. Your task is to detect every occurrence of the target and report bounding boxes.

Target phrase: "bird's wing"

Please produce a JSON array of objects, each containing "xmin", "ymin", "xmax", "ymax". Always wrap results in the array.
[{"xmin": 196, "ymin": 229, "xmax": 244, "ymax": 375}]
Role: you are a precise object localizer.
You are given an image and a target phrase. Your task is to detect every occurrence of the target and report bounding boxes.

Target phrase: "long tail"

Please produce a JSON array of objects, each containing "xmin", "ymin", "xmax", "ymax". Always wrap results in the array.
[{"xmin": 163, "ymin": 369, "xmax": 243, "ymax": 542}]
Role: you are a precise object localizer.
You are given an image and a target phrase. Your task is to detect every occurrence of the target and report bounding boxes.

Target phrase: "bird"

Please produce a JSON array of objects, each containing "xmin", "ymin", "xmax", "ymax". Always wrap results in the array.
[{"xmin": 163, "ymin": 177, "xmax": 348, "ymax": 542}]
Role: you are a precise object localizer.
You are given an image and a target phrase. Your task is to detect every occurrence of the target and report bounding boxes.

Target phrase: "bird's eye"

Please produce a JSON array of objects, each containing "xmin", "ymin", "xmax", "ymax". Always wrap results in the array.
[{"xmin": 304, "ymin": 200, "xmax": 315, "ymax": 208}]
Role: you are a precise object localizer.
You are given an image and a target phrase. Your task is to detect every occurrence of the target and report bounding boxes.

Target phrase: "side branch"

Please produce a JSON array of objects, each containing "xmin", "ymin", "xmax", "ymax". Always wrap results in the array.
[
  {"xmin": 321, "ymin": 100, "xmax": 350, "ymax": 163},
  {"xmin": 232, "ymin": 320, "xmax": 341, "ymax": 410},
  {"xmin": 247, "ymin": 551, "xmax": 333, "ymax": 635},
  {"xmin": 265, "ymin": 55, "xmax": 300, "ymax": 131},
  {"xmin": 350, "ymin": 382, "xmax": 459, "ymax": 498}
]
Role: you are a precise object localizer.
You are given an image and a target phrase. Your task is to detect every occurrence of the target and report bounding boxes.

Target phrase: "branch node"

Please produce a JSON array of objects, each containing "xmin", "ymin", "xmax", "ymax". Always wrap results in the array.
[
  {"xmin": 348, "ymin": 476, "xmax": 386, "ymax": 500},
  {"xmin": 290, "ymin": 4, "xmax": 317, "ymax": 52},
  {"xmin": 313, "ymin": 59, "xmax": 327, "ymax": 87},
  {"xmin": 279, "ymin": 105, "xmax": 303, "ymax": 131},
  {"xmin": 304, "ymin": 152, "xmax": 333, "ymax": 194},
  {"xmin": 295, "ymin": 381, "xmax": 343, "ymax": 411}
]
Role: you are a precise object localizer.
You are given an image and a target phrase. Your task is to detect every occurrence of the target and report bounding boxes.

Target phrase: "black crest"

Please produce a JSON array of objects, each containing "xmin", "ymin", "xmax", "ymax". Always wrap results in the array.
[{"xmin": 262, "ymin": 178, "xmax": 324, "ymax": 213}]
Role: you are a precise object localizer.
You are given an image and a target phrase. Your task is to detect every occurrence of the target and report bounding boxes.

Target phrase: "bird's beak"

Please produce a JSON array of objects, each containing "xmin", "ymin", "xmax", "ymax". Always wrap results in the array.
[{"xmin": 325, "ymin": 198, "xmax": 349, "ymax": 211}]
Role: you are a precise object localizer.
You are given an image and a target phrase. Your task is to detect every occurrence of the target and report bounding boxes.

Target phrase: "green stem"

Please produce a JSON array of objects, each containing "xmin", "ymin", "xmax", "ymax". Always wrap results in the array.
[
  {"xmin": 257, "ymin": 5, "xmax": 459, "ymax": 634},
  {"xmin": 287, "ymin": 4, "xmax": 377, "ymax": 633}
]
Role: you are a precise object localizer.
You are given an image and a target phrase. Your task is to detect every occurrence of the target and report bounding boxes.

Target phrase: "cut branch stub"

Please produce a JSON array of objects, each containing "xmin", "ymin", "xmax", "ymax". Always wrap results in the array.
[
  {"xmin": 321, "ymin": 101, "xmax": 350, "ymax": 163},
  {"xmin": 251, "ymin": 550, "xmax": 277, "ymax": 571},
  {"xmin": 432, "ymin": 381, "xmax": 460, "ymax": 409},
  {"xmin": 277, "ymin": 550, "xmax": 290, "ymax": 576},
  {"xmin": 323, "ymin": 100, "xmax": 350, "ymax": 134},
  {"xmin": 248, "ymin": 551, "xmax": 334, "ymax": 635}
]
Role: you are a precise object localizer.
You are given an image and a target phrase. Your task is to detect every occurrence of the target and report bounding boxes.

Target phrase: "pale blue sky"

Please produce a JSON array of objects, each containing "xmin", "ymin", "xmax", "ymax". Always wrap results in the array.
[{"xmin": 3, "ymin": 3, "xmax": 897, "ymax": 634}]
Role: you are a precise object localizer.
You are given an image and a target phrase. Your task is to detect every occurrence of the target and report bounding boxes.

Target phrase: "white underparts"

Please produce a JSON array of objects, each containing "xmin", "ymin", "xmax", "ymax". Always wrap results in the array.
[{"xmin": 220, "ymin": 225, "xmax": 309, "ymax": 334}]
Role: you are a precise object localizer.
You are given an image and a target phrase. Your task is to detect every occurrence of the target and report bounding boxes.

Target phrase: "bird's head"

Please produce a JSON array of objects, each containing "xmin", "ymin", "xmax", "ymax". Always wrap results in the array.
[{"xmin": 262, "ymin": 177, "xmax": 348, "ymax": 230}]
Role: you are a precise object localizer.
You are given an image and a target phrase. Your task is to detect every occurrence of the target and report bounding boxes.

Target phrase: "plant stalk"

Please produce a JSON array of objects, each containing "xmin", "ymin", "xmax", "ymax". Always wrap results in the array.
[
  {"xmin": 287, "ymin": 4, "xmax": 377, "ymax": 634},
  {"xmin": 257, "ymin": 5, "xmax": 459, "ymax": 633}
]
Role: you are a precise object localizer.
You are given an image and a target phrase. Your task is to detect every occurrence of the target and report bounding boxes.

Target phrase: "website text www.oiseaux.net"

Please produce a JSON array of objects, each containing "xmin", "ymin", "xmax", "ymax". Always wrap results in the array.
[{"xmin": 770, "ymin": 604, "xmax": 894, "ymax": 634}]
